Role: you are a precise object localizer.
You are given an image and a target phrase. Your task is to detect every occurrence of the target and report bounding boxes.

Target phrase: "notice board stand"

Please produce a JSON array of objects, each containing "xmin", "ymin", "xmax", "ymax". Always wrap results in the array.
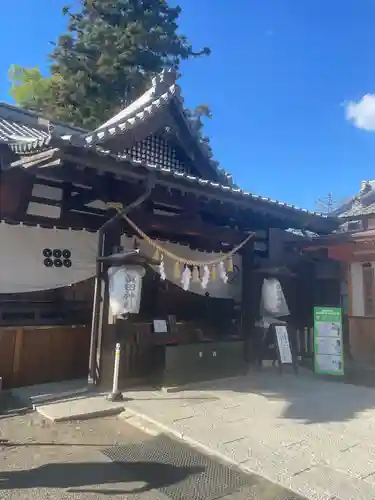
[
  {"xmin": 261, "ymin": 322, "xmax": 298, "ymax": 375},
  {"xmin": 313, "ymin": 306, "xmax": 344, "ymax": 376}
]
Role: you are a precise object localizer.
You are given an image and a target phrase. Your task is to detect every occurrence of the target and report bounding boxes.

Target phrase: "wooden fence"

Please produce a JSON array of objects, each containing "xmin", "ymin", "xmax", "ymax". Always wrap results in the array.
[
  {"xmin": 348, "ymin": 317, "xmax": 375, "ymax": 363},
  {"xmin": 0, "ymin": 325, "xmax": 90, "ymax": 389}
]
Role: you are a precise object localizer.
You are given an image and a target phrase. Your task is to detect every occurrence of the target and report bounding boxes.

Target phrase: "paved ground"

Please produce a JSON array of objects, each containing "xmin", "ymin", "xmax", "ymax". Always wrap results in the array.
[
  {"xmin": 0, "ymin": 404, "xmax": 304, "ymax": 499},
  {"xmin": 112, "ymin": 371, "xmax": 375, "ymax": 500}
]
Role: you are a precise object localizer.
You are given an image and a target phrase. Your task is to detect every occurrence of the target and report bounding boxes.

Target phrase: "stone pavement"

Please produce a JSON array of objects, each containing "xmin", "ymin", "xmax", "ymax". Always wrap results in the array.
[
  {"xmin": 0, "ymin": 408, "xmax": 304, "ymax": 499},
  {"xmin": 116, "ymin": 371, "xmax": 375, "ymax": 500}
]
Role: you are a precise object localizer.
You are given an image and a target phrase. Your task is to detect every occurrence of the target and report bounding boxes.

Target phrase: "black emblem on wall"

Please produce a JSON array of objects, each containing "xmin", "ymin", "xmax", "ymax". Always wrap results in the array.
[{"xmin": 42, "ymin": 248, "xmax": 72, "ymax": 268}]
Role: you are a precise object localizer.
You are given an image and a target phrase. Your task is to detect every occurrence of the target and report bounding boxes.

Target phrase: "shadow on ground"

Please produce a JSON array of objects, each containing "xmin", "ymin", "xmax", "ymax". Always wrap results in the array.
[
  {"xmin": 0, "ymin": 461, "xmax": 204, "ymax": 495},
  {"xmin": 169, "ymin": 369, "xmax": 375, "ymax": 424}
]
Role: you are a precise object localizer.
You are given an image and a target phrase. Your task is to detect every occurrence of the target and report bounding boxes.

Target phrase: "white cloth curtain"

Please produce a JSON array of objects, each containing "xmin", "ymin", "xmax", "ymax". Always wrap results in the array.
[
  {"xmin": 0, "ymin": 222, "xmax": 97, "ymax": 294},
  {"xmin": 0, "ymin": 221, "xmax": 242, "ymax": 300}
]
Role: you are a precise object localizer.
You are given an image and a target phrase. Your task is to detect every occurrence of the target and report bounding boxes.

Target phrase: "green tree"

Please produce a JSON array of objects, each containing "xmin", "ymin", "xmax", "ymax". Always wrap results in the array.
[
  {"xmin": 9, "ymin": 0, "xmax": 210, "ymax": 129},
  {"xmin": 8, "ymin": 66, "xmax": 62, "ymax": 116}
]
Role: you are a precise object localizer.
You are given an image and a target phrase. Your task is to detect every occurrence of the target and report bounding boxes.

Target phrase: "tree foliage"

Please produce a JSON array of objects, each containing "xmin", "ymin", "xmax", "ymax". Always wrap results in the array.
[
  {"xmin": 9, "ymin": 0, "xmax": 211, "ymax": 129},
  {"xmin": 8, "ymin": 66, "xmax": 62, "ymax": 115}
]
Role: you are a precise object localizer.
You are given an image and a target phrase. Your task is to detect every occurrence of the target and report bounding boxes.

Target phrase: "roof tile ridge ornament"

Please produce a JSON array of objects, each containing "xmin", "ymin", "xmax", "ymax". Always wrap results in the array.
[
  {"xmin": 177, "ymin": 101, "xmax": 233, "ymax": 187},
  {"xmin": 9, "ymin": 117, "xmax": 59, "ymax": 154},
  {"xmin": 80, "ymin": 69, "xmax": 180, "ymax": 148},
  {"xmin": 151, "ymin": 68, "xmax": 179, "ymax": 96}
]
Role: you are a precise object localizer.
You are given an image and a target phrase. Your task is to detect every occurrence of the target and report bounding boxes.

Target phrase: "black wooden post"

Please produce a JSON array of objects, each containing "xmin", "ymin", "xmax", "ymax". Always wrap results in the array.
[
  {"xmin": 88, "ymin": 176, "xmax": 155, "ymax": 385},
  {"xmin": 94, "ymin": 225, "xmax": 122, "ymax": 384},
  {"xmin": 240, "ymin": 238, "xmax": 257, "ymax": 367}
]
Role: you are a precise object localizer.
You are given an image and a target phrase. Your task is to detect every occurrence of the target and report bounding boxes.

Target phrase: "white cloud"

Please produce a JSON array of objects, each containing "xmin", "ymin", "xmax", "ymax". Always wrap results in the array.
[{"xmin": 346, "ymin": 94, "xmax": 375, "ymax": 131}]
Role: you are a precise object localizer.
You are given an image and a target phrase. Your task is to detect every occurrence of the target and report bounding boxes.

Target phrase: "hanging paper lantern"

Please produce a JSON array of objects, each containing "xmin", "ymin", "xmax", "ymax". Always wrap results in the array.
[
  {"xmin": 227, "ymin": 256, "xmax": 234, "ymax": 273},
  {"xmin": 211, "ymin": 264, "xmax": 217, "ymax": 281}
]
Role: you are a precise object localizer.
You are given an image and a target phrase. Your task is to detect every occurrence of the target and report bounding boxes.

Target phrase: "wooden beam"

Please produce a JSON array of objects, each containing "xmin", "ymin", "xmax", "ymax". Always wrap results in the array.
[
  {"xmin": 15, "ymin": 212, "xmax": 104, "ymax": 231},
  {"xmin": 10, "ymin": 148, "xmax": 60, "ymax": 168},
  {"xmin": 129, "ymin": 211, "xmax": 244, "ymax": 245},
  {"xmin": 39, "ymin": 164, "xmax": 144, "ymax": 208},
  {"xmin": 34, "ymin": 165, "xmax": 291, "ymax": 233},
  {"xmin": 0, "ymin": 169, "xmax": 34, "ymax": 220},
  {"xmin": 61, "ymin": 151, "xmax": 145, "ymax": 182},
  {"xmin": 59, "ymin": 151, "xmax": 280, "ymax": 224},
  {"xmin": 65, "ymin": 174, "xmax": 115, "ymax": 210},
  {"xmin": 29, "ymin": 151, "xmax": 336, "ymax": 233},
  {"xmin": 30, "ymin": 196, "xmax": 62, "ymax": 207},
  {"xmin": 14, "ymin": 204, "xmax": 243, "ymax": 247}
]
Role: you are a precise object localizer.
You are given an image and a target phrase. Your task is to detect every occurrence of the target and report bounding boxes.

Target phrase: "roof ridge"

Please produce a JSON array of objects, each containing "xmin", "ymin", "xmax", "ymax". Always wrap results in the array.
[
  {"xmin": 1, "ymin": 71, "xmax": 233, "ymax": 185},
  {"xmin": 0, "ymin": 101, "xmax": 87, "ymax": 134}
]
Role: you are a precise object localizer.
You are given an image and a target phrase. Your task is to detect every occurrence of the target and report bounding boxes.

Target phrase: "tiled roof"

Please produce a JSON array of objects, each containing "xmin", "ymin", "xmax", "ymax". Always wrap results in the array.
[
  {"xmin": 83, "ymin": 70, "xmax": 231, "ymax": 183},
  {"xmin": 336, "ymin": 183, "xmax": 375, "ymax": 218},
  {"xmin": 339, "ymin": 202, "xmax": 375, "ymax": 218},
  {"xmin": 0, "ymin": 92, "xmax": 338, "ymax": 229},
  {"xmin": 0, "ymin": 117, "xmax": 49, "ymax": 143},
  {"xmin": 4, "ymin": 71, "xmax": 233, "ymax": 185},
  {"xmin": 0, "ymin": 102, "xmax": 83, "ymax": 145}
]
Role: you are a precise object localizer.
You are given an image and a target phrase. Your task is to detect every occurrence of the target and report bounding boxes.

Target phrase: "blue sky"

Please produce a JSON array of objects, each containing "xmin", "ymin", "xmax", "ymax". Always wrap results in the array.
[{"xmin": 1, "ymin": 1, "xmax": 375, "ymax": 211}]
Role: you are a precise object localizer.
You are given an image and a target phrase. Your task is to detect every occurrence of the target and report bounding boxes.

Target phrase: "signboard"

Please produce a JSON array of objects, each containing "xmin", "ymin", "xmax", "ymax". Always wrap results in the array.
[
  {"xmin": 313, "ymin": 307, "xmax": 344, "ymax": 376},
  {"xmin": 275, "ymin": 325, "xmax": 293, "ymax": 364},
  {"xmin": 260, "ymin": 322, "xmax": 298, "ymax": 374},
  {"xmin": 153, "ymin": 319, "xmax": 168, "ymax": 333}
]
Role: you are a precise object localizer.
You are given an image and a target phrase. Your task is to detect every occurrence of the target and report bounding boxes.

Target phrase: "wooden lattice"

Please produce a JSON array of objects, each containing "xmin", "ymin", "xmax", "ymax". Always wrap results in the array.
[{"xmin": 125, "ymin": 135, "xmax": 192, "ymax": 174}]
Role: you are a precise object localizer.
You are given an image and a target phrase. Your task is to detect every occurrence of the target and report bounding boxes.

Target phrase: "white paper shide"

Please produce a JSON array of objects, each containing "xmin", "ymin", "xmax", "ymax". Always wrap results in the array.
[{"xmin": 108, "ymin": 265, "xmax": 145, "ymax": 317}]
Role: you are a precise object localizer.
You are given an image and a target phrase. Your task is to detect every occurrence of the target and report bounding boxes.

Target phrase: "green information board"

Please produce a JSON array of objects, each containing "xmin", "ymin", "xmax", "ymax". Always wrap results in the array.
[{"xmin": 313, "ymin": 307, "xmax": 344, "ymax": 376}]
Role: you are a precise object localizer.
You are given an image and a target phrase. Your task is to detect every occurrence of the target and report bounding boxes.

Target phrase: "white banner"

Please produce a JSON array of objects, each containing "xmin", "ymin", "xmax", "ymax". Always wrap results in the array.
[
  {"xmin": 0, "ymin": 221, "xmax": 241, "ymax": 300},
  {"xmin": 0, "ymin": 222, "xmax": 97, "ymax": 294}
]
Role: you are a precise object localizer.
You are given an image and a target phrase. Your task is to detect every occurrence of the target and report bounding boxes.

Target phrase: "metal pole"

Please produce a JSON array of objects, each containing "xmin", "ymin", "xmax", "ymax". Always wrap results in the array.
[
  {"xmin": 88, "ymin": 175, "xmax": 155, "ymax": 386},
  {"xmin": 88, "ymin": 231, "xmax": 104, "ymax": 385},
  {"xmin": 107, "ymin": 343, "xmax": 123, "ymax": 401}
]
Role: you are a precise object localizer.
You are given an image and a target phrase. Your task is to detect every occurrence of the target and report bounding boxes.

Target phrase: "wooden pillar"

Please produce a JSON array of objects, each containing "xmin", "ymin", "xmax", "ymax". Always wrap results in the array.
[
  {"xmin": 268, "ymin": 228, "xmax": 284, "ymax": 265},
  {"xmin": 240, "ymin": 238, "xmax": 257, "ymax": 365}
]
